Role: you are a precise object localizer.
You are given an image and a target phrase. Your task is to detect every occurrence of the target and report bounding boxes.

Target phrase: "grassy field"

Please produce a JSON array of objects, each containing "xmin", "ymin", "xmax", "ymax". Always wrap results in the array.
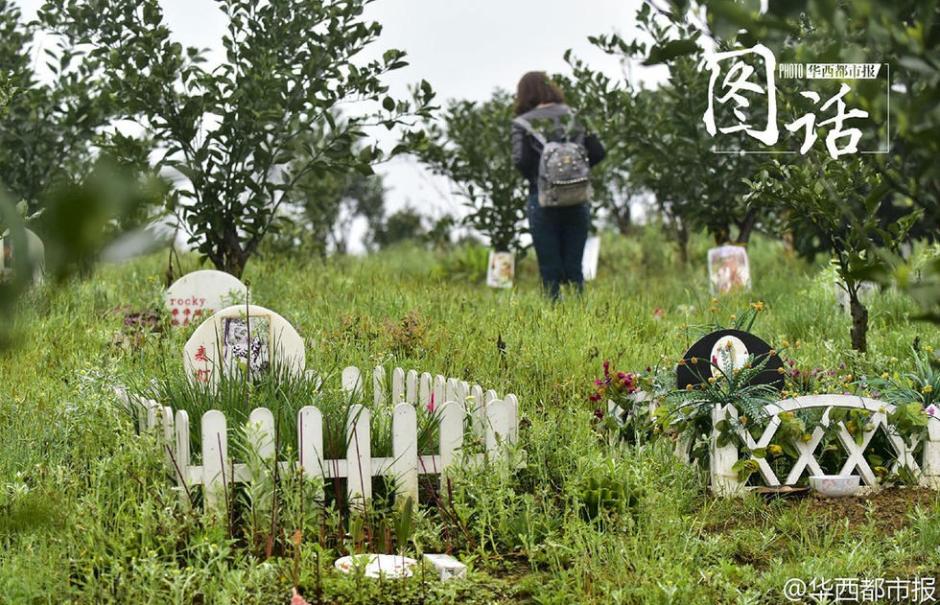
[{"xmin": 1, "ymin": 228, "xmax": 938, "ymax": 604}]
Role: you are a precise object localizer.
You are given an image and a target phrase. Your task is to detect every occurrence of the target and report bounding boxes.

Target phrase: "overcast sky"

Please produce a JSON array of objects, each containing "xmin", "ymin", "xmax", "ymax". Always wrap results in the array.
[{"xmin": 15, "ymin": 0, "xmax": 665, "ymax": 247}]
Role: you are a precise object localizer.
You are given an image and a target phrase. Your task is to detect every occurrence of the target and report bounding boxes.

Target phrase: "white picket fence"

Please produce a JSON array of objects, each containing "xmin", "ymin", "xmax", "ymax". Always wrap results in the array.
[
  {"xmin": 118, "ymin": 366, "xmax": 520, "ymax": 512},
  {"xmin": 609, "ymin": 392, "xmax": 940, "ymax": 497},
  {"xmin": 711, "ymin": 394, "xmax": 940, "ymax": 496}
]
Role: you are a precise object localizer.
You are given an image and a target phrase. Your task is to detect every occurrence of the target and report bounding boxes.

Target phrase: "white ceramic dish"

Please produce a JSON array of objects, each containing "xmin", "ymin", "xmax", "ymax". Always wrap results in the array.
[
  {"xmin": 809, "ymin": 475, "xmax": 861, "ymax": 497},
  {"xmin": 334, "ymin": 554, "xmax": 417, "ymax": 579}
]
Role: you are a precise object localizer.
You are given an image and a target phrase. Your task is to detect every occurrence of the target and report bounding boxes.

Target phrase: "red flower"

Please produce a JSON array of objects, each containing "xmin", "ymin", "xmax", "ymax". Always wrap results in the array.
[
  {"xmin": 194, "ymin": 345, "xmax": 209, "ymax": 362},
  {"xmin": 426, "ymin": 392, "xmax": 436, "ymax": 413}
]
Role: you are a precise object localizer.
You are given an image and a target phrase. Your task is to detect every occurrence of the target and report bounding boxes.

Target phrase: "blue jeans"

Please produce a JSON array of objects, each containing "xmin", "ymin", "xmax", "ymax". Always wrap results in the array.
[{"xmin": 527, "ymin": 193, "xmax": 590, "ymax": 299}]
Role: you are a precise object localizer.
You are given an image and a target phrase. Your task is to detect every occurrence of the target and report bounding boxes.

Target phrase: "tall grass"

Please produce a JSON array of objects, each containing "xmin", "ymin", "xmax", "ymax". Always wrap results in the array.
[{"xmin": 0, "ymin": 227, "xmax": 937, "ymax": 603}]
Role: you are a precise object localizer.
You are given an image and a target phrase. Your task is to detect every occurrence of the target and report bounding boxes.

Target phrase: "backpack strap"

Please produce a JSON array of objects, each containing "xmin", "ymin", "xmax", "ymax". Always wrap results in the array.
[{"xmin": 512, "ymin": 117, "xmax": 548, "ymax": 147}]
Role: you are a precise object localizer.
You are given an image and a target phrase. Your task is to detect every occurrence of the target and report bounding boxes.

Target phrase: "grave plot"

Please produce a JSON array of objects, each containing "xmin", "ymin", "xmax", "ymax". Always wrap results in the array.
[
  {"xmin": 597, "ymin": 326, "xmax": 940, "ymax": 498},
  {"xmin": 120, "ymin": 307, "xmax": 521, "ymax": 515}
]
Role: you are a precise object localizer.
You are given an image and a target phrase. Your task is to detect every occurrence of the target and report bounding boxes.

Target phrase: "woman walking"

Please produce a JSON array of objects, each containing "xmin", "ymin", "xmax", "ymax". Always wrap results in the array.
[{"xmin": 511, "ymin": 71, "xmax": 605, "ymax": 299}]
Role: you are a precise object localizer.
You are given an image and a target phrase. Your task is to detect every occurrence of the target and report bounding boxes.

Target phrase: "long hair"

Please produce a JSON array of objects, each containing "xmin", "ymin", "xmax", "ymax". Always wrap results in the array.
[{"xmin": 514, "ymin": 71, "xmax": 565, "ymax": 116}]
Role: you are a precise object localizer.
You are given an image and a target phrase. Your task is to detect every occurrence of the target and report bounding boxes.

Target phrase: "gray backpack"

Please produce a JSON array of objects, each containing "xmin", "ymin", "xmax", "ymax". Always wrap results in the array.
[{"xmin": 513, "ymin": 116, "xmax": 592, "ymax": 208}]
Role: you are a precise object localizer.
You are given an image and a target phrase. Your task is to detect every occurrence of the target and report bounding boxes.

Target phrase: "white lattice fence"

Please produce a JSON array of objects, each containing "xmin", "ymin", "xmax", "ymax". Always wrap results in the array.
[
  {"xmin": 710, "ymin": 394, "xmax": 940, "ymax": 496},
  {"xmin": 118, "ymin": 366, "xmax": 519, "ymax": 512}
]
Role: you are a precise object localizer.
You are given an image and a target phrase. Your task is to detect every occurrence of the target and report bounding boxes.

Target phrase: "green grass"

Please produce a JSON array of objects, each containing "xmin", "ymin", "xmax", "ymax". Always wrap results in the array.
[{"xmin": 1, "ymin": 227, "xmax": 938, "ymax": 604}]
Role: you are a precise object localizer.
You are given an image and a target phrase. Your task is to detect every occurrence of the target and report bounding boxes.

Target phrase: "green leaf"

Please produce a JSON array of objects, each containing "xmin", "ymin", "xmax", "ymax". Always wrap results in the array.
[{"xmin": 643, "ymin": 39, "xmax": 699, "ymax": 66}]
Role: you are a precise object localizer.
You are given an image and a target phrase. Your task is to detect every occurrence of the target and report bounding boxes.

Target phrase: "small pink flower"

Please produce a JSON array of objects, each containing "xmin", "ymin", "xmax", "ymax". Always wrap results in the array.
[
  {"xmin": 426, "ymin": 392, "xmax": 436, "ymax": 413},
  {"xmin": 926, "ymin": 404, "xmax": 939, "ymax": 419}
]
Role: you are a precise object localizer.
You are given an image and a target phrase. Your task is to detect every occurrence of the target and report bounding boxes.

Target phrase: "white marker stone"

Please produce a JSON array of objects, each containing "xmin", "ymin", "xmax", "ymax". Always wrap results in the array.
[
  {"xmin": 423, "ymin": 554, "xmax": 467, "ymax": 581},
  {"xmin": 183, "ymin": 304, "xmax": 305, "ymax": 386},
  {"xmin": 165, "ymin": 270, "xmax": 248, "ymax": 327}
]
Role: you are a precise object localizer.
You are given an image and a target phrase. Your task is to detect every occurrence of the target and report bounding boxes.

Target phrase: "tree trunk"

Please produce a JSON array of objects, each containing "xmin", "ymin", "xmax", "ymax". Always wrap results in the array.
[
  {"xmin": 735, "ymin": 211, "xmax": 758, "ymax": 245},
  {"xmin": 613, "ymin": 202, "xmax": 632, "ymax": 235},
  {"xmin": 675, "ymin": 220, "xmax": 689, "ymax": 265},
  {"xmin": 847, "ymin": 284, "xmax": 869, "ymax": 352},
  {"xmin": 218, "ymin": 224, "xmax": 248, "ymax": 278}
]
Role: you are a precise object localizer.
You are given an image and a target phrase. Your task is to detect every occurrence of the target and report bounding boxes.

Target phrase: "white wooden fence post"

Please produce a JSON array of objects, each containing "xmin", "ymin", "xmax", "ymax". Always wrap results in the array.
[
  {"xmin": 406, "ymin": 370, "xmax": 418, "ymax": 404},
  {"xmin": 504, "ymin": 394, "xmax": 519, "ymax": 445},
  {"xmin": 298, "ymin": 406, "xmax": 325, "ymax": 500},
  {"xmin": 392, "ymin": 403, "xmax": 419, "ymax": 504},
  {"xmin": 439, "ymin": 401, "xmax": 465, "ymax": 488},
  {"xmin": 247, "ymin": 407, "xmax": 276, "ymax": 464},
  {"xmin": 161, "ymin": 405, "xmax": 175, "ymax": 473},
  {"xmin": 174, "ymin": 409, "xmax": 192, "ymax": 505},
  {"xmin": 433, "ymin": 375, "xmax": 446, "ymax": 409},
  {"xmin": 392, "ymin": 367, "xmax": 405, "ymax": 404},
  {"xmin": 373, "ymin": 366, "xmax": 386, "ymax": 406},
  {"xmin": 346, "ymin": 404, "xmax": 372, "ymax": 510},
  {"xmin": 419, "ymin": 372, "xmax": 432, "ymax": 407},
  {"xmin": 342, "ymin": 366, "xmax": 363, "ymax": 399},
  {"xmin": 445, "ymin": 378, "xmax": 459, "ymax": 405},
  {"xmin": 485, "ymin": 399, "xmax": 511, "ymax": 459},
  {"xmin": 470, "ymin": 385, "xmax": 485, "ymax": 437},
  {"xmin": 710, "ymin": 404, "xmax": 745, "ymax": 497},
  {"xmin": 922, "ymin": 417, "xmax": 940, "ymax": 489},
  {"xmin": 201, "ymin": 410, "xmax": 230, "ymax": 514}
]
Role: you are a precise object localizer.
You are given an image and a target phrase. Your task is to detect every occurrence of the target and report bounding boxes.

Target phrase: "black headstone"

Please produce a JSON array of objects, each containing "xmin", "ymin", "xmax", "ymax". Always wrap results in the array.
[{"xmin": 676, "ymin": 329, "xmax": 784, "ymax": 390}]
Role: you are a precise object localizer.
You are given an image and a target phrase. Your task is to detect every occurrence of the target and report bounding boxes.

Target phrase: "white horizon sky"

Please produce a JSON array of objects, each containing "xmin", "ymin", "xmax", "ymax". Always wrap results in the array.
[{"xmin": 15, "ymin": 0, "xmax": 666, "ymax": 250}]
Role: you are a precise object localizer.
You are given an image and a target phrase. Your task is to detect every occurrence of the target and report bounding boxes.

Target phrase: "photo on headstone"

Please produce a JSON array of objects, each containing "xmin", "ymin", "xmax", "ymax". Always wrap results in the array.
[
  {"xmin": 221, "ymin": 315, "xmax": 271, "ymax": 378},
  {"xmin": 708, "ymin": 245, "xmax": 751, "ymax": 294}
]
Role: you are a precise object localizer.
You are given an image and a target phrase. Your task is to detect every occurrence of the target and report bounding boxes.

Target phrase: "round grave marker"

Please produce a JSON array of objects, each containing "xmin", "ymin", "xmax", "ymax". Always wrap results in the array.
[
  {"xmin": 165, "ymin": 270, "xmax": 248, "ymax": 327},
  {"xmin": 183, "ymin": 304, "xmax": 305, "ymax": 386},
  {"xmin": 677, "ymin": 329, "xmax": 784, "ymax": 390}
]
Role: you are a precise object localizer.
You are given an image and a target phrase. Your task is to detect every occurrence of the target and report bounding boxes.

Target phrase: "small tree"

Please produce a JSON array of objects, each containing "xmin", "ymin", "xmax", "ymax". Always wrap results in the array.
[
  {"xmin": 0, "ymin": 0, "xmax": 114, "ymax": 209},
  {"xmin": 749, "ymin": 155, "xmax": 919, "ymax": 351},
  {"xmin": 414, "ymin": 91, "xmax": 528, "ymax": 253},
  {"xmin": 41, "ymin": 0, "xmax": 434, "ymax": 277}
]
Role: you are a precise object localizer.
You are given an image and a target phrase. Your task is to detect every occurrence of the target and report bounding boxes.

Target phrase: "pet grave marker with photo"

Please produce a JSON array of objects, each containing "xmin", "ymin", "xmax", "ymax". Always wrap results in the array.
[
  {"xmin": 486, "ymin": 251, "xmax": 515, "ymax": 289},
  {"xmin": 708, "ymin": 245, "xmax": 751, "ymax": 295},
  {"xmin": 582, "ymin": 235, "xmax": 600, "ymax": 281},
  {"xmin": 165, "ymin": 270, "xmax": 248, "ymax": 327},
  {"xmin": 183, "ymin": 304, "xmax": 305, "ymax": 385}
]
